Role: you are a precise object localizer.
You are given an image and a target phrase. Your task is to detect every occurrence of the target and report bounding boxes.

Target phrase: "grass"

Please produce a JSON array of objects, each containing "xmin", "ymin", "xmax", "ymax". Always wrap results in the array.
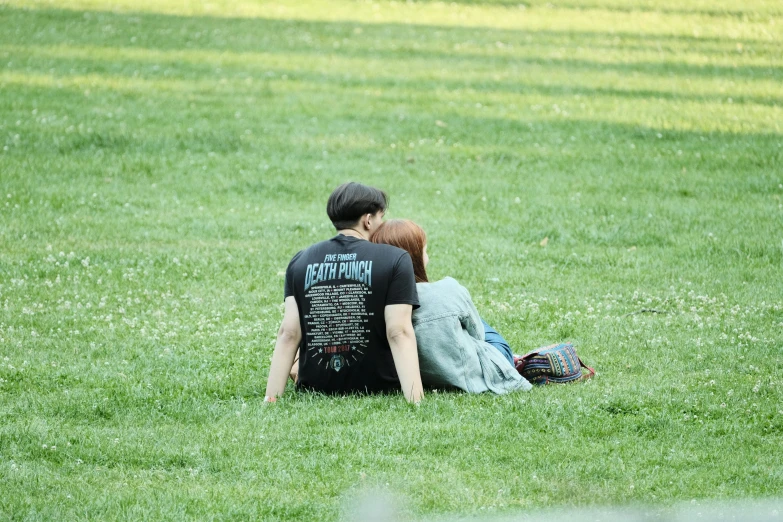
[{"xmin": 1, "ymin": 0, "xmax": 782, "ymax": 519}]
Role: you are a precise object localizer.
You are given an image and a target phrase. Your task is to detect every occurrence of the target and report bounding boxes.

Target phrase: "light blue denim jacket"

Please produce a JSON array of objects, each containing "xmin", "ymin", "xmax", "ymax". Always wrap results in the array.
[{"xmin": 413, "ymin": 277, "xmax": 532, "ymax": 394}]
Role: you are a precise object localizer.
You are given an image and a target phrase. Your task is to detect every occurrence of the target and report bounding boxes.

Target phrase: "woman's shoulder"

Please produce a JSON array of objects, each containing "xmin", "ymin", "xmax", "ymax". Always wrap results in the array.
[
  {"xmin": 416, "ymin": 277, "xmax": 470, "ymax": 304},
  {"xmin": 429, "ymin": 277, "xmax": 468, "ymax": 293},
  {"xmin": 413, "ymin": 277, "xmax": 477, "ymax": 330}
]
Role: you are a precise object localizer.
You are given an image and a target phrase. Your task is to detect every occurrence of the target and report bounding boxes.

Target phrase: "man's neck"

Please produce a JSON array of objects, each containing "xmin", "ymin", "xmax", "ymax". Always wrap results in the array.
[{"xmin": 337, "ymin": 228, "xmax": 369, "ymax": 240}]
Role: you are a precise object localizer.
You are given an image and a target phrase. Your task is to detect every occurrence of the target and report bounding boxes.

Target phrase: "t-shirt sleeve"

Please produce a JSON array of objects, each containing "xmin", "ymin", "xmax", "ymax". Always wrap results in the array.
[
  {"xmin": 385, "ymin": 252, "xmax": 420, "ymax": 308},
  {"xmin": 283, "ymin": 251, "xmax": 302, "ymax": 300}
]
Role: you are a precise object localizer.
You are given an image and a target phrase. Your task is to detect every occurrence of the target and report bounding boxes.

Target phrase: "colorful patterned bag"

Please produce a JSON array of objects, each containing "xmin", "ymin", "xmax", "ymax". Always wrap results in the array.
[{"xmin": 514, "ymin": 342, "xmax": 595, "ymax": 385}]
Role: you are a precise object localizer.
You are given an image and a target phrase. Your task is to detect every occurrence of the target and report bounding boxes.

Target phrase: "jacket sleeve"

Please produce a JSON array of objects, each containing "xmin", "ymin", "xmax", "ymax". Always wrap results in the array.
[{"xmin": 454, "ymin": 280, "xmax": 485, "ymax": 342}]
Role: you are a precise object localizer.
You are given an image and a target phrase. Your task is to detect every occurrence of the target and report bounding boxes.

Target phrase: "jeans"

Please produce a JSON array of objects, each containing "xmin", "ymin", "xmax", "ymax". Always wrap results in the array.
[{"xmin": 481, "ymin": 319, "xmax": 514, "ymax": 366}]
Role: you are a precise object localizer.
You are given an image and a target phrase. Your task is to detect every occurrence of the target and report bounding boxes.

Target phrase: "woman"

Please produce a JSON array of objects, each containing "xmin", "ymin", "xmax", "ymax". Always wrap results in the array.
[{"xmin": 371, "ymin": 219, "xmax": 531, "ymax": 394}]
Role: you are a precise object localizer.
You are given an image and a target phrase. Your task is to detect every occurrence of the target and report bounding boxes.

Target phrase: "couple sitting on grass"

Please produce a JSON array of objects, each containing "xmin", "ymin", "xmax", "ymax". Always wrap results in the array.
[{"xmin": 265, "ymin": 182, "xmax": 532, "ymax": 404}]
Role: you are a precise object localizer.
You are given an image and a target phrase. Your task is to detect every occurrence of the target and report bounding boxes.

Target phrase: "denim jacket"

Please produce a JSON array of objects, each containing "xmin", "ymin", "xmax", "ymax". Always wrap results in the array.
[{"xmin": 413, "ymin": 277, "xmax": 532, "ymax": 394}]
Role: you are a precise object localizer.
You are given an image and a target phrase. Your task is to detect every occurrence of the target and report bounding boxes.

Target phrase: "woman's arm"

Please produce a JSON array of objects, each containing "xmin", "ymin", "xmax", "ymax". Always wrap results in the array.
[{"xmin": 453, "ymin": 280, "xmax": 484, "ymax": 341}]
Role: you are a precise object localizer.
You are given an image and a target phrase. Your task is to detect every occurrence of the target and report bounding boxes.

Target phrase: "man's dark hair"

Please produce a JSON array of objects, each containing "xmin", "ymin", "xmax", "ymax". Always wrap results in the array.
[{"xmin": 327, "ymin": 182, "xmax": 388, "ymax": 230}]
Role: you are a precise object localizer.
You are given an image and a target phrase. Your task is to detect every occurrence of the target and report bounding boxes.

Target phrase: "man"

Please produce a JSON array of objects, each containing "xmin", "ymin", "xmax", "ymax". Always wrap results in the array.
[{"xmin": 264, "ymin": 182, "xmax": 424, "ymax": 403}]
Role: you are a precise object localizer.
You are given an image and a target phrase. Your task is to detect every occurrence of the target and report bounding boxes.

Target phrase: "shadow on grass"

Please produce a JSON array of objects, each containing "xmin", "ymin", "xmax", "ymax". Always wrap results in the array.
[
  {"xmin": 4, "ymin": 52, "xmax": 781, "ymax": 109},
  {"xmin": 402, "ymin": 0, "xmax": 783, "ymax": 20},
  {"xmin": 1, "ymin": 5, "xmax": 781, "ymax": 60},
  {"xmin": 2, "ymin": 4, "xmax": 781, "ymax": 215}
]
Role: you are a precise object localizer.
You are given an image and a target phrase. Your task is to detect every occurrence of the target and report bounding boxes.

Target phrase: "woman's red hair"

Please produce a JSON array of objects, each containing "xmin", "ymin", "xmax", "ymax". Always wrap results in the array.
[{"xmin": 371, "ymin": 219, "xmax": 429, "ymax": 283}]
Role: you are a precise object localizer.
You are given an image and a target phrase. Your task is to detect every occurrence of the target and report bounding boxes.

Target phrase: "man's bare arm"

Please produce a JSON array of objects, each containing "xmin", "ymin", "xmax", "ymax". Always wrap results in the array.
[
  {"xmin": 264, "ymin": 296, "xmax": 302, "ymax": 401},
  {"xmin": 385, "ymin": 304, "xmax": 424, "ymax": 404}
]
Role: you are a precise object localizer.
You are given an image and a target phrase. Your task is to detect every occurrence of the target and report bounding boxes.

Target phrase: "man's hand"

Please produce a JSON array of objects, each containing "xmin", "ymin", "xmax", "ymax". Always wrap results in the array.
[
  {"xmin": 385, "ymin": 304, "xmax": 424, "ymax": 404},
  {"xmin": 265, "ymin": 296, "xmax": 302, "ymax": 401}
]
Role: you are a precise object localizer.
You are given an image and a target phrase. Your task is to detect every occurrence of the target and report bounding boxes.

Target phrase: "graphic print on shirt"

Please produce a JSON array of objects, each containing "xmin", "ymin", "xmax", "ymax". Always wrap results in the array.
[{"xmin": 303, "ymin": 253, "xmax": 373, "ymax": 372}]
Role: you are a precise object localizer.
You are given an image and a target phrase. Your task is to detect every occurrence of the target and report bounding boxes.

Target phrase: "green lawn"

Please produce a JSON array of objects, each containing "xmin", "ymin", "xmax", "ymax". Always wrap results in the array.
[{"xmin": 1, "ymin": 0, "xmax": 782, "ymax": 519}]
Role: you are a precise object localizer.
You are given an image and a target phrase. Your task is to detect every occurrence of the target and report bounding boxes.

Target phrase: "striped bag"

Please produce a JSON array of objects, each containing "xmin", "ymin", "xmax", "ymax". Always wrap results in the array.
[{"xmin": 514, "ymin": 342, "xmax": 595, "ymax": 385}]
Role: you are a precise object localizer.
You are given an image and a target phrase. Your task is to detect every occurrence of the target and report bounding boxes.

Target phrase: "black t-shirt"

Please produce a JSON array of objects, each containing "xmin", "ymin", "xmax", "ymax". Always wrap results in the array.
[{"xmin": 284, "ymin": 234, "xmax": 419, "ymax": 394}]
